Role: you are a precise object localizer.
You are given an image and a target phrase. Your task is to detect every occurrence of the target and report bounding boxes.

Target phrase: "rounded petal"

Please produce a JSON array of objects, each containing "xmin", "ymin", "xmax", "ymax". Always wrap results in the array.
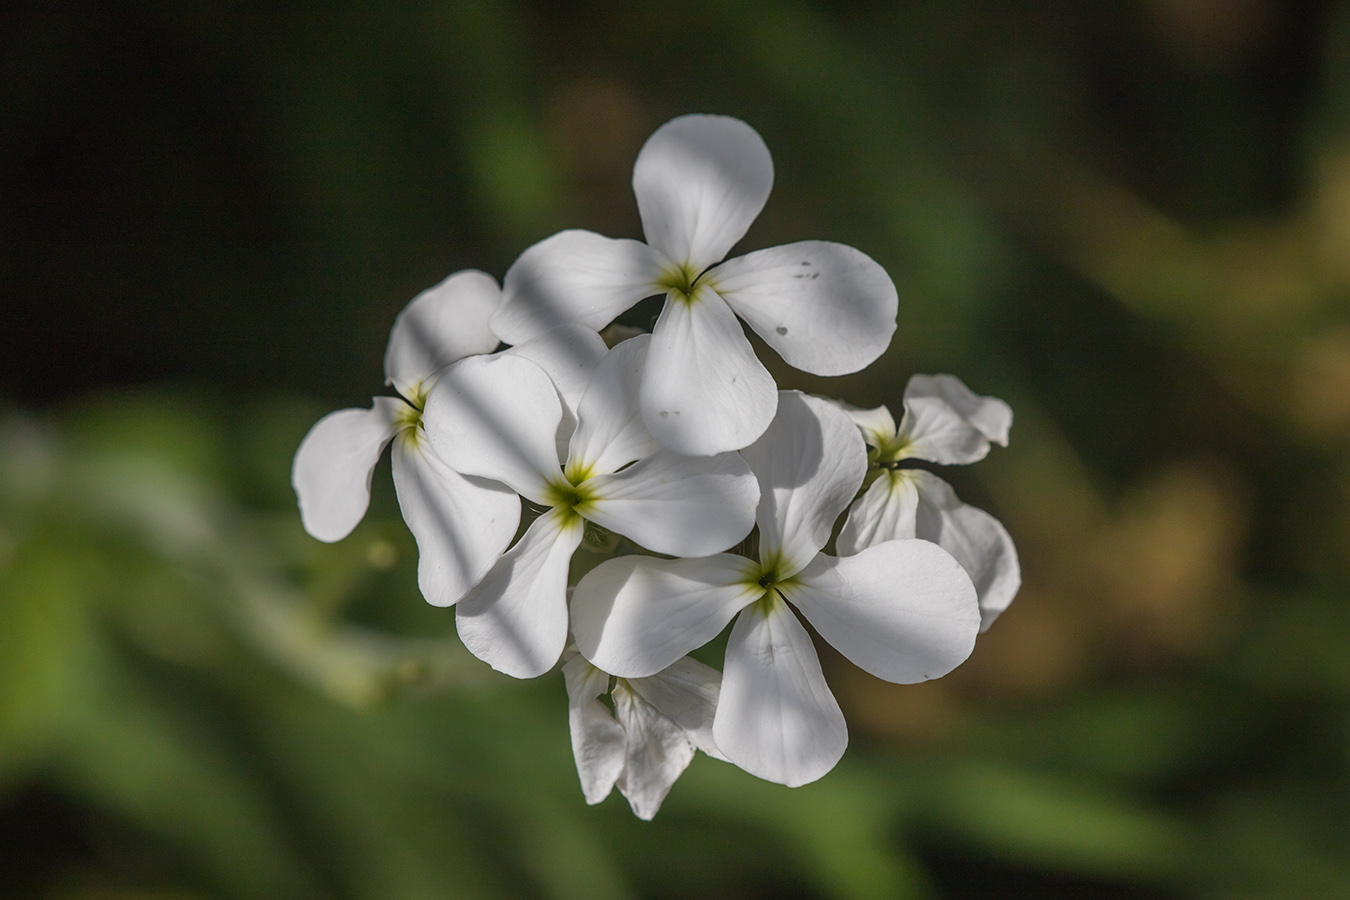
[
  {"xmin": 390, "ymin": 433, "xmax": 520, "ymax": 607},
  {"xmin": 455, "ymin": 509, "xmax": 584, "ymax": 678},
  {"xmin": 713, "ymin": 597, "xmax": 847, "ymax": 787},
  {"xmin": 910, "ymin": 470, "xmax": 1021, "ymax": 631},
  {"xmin": 583, "ymin": 449, "xmax": 759, "ymax": 557},
  {"xmin": 712, "ymin": 241, "xmax": 898, "ymax": 376},
  {"xmin": 613, "ymin": 681, "xmax": 697, "ymax": 821},
  {"xmin": 641, "ymin": 287, "xmax": 778, "ymax": 456},
  {"xmin": 834, "ymin": 402, "xmax": 898, "ymax": 448},
  {"xmin": 493, "ymin": 230, "xmax": 669, "ymax": 343},
  {"xmin": 904, "ymin": 374, "xmax": 1012, "ymax": 445},
  {"xmin": 785, "ymin": 539, "xmax": 979, "ymax": 684},
  {"xmin": 567, "ymin": 334, "xmax": 659, "ymax": 477},
  {"xmin": 292, "ymin": 398, "xmax": 403, "ymax": 542},
  {"xmin": 740, "ymin": 392, "xmax": 867, "ymax": 577},
  {"xmin": 562, "ymin": 651, "xmax": 626, "ymax": 806},
  {"xmin": 384, "ymin": 270, "xmax": 502, "ymax": 398},
  {"xmin": 836, "ymin": 470, "xmax": 919, "ymax": 556},
  {"xmin": 633, "ymin": 114, "xmax": 774, "ymax": 271},
  {"xmin": 572, "ymin": 554, "xmax": 762, "ymax": 678},
  {"xmin": 630, "ymin": 656, "xmax": 725, "ymax": 761},
  {"xmin": 505, "ymin": 323, "xmax": 611, "ymax": 463},
  {"xmin": 422, "ymin": 354, "xmax": 563, "ymax": 503}
]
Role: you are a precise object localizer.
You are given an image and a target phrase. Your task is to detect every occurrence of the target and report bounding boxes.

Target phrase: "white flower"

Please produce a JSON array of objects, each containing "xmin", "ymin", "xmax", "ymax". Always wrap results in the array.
[
  {"xmin": 570, "ymin": 392, "xmax": 979, "ymax": 787},
  {"xmin": 422, "ymin": 334, "xmax": 761, "ymax": 678},
  {"xmin": 563, "ymin": 645, "xmax": 725, "ymax": 821},
  {"xmin": 836, "ymin": 374, "xmax": 1020, "ymax": 631},
  {"xmin": 490, "ymin": 114, "xmax": 899, "ymax": 457}
]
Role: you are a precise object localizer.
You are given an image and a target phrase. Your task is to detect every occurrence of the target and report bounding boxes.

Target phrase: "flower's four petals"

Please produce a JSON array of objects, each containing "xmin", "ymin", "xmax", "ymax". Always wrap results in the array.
[
  {"xmin": 713, "ymin": 595, "xmax": 847, "ymax": 787},
  {"xmin": 292, "ymin": 397, "xmax": 404, "ymax": 543},
  {"xmin": 572, "ymin": 554, "xmax": 762, "ymax": 679},
  {"xmin": 740, "ymin": 392, "xmax": 867, "ymax": 577},
  {"xmin": 642, "ymin": 287, "xmax": 778, "ymax": 456},
  {"xmin": 786, "ymin": 539, "xmax": 979, "ymax": 684},
  {"xmin": 905, "ymin": 374, "xmax": 1012, "ymax": 446},
  {"xmin": 567, "ymin": 334, "xmax": 660, "ymax": 478},
  {"xmin": 583, "ymin": 449, "xmax": 759, "ymax": 558},
  {"xmin": 494, "ymin": 230, "xmax": 669, "ymax": 344},
  {"xmin": 910, "ymin": 470, "xmax": 1021, "ymax": 631},
  {"xmin": 612, "ymin": 681, "xmax": 697, "ymax": 821},
  {"xmin": 383, "ymin": 270, "xmax": 502, "ymax": 399},
  {"xmin": 630, "ymin": 656, "xmax": 725, "ymax": 762},
  {"xmin": 633, "ymin": 114, "xmax": 774, "ymax": 273},
  {"xmin": 562, "ymin": 650, "xmax": 626, "ymax": 806},
  {"xmin": 390, "ymin": 433, "xmax": 520, "ymax": 607},
  {"xmin": 423, "ymin": 354, "xmax": 563, "ymax": 504},
  {"xmin": 713, "ymin": 241, "xmax": 898, "ymax": 376},
  {"xmin": 456, "ymin": 508, "xmax": 584, "ymax": 678},
  {"xmin": 836, "ymin": 470, "xmax": 919, "ymax": 555}
]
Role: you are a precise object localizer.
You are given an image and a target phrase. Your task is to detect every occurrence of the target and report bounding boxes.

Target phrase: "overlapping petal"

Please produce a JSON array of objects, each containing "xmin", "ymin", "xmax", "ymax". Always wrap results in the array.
[
  {"xmin": 713, "ymin": 595, "xmax": 847, "ymax": 787},
  {"xmin": 633, "ymin": 114, "xmax": 774, "ymax": 272},
  {"xmin": 292, "ymin": 397, "xmax": 404, "ymax": 542},
  {"xmin": 612, "ymin": 681, "xmax": 698, "ymax": 820},
  {"xmin": 785, "ymin": 540, "xmax": 979, "ymax": 684},
  {"xmin": 562, "ymin": 650, "xmax": 627, "ymax": 806},
  {"xmin": 836, "ymin": 403, "xmax": 898, "ymax": 448},
  {"xmin": 383, "ymin": 270, "xmax": 502, "ymax": 398},
  {"xmin": 836, "ymin": 470, "xmax": 919, "ymax": 555},
  {"xmin": 629, "ymin": 656, "xmax": 725, "ymax": 761},
  {"xmin": 896, "ymin": 375, "xmax": 1012, "ymax": 465},
  {"xmin": 504, "ymin": 323, "xmax": 609, "ymax": 421},
  {"xmin": 905, "ymin": 374, "xmax": 1012, "ymax": 446},
  {"xmin": 566, "ymin": 335, "xmax": 659, "ymax": 478},
  {"xmin": 712, "ymin": 241, "xmax": 898, "ymax": 376}
]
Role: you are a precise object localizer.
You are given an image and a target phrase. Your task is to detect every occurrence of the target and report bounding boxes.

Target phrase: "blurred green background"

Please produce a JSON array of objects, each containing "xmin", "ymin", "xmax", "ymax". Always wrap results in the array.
[{"xmin": 4, "ymin": 1, "xmax": 1350, "ymax": 897}]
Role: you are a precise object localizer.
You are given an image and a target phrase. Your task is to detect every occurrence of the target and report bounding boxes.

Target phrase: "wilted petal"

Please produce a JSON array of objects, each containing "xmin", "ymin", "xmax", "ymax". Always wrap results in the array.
[
  {"xmin": 456, "ymin": 509, "xmax": 584, "ymax": 678},
  {"xmin": 786, "ymin": 539, "xmax": 979, "ymax": 684},
  {"xmin": 494, "ymin": 230, "xmax": 669, "ymax": 343},
  {"xmin": 562, "ymin": 650, "xmax": 626, "ymax": 806},
  {"xmin": 423, "ymin": 354, "xmax": 562, "ymax": 503},
  {"xmin": 911, "ymin": 470, "xmax": 1021, "ymax": 631},
  {"xmin": 713, "ymin": 596, "xmax": 847, "ymax": 787},
  {"xmin": 630, "ymin": 656, "xmax": 725, "ymax": 761},
  {"xmin": 384, "ymin": 270, "xmax": 502, "ymax": 398},
  {"xmin": 583, "ymin": 449, "xmax": 758, "ymax": 557},
  {"xmin": 572, "ymin": 554, "xmax": 761, "ymax": 678},
  {"xmin": 905, "ymin": 374, "xmax": 1012, "ymax": 445},
  {"xmin": 390, "ymin": 433, "xmax": 519, "ymax": 607},
  {"xmin": 713, "ymin": 241, "xmax": 897, "ymax": 376},
  {"xmin": 633, "ymin": 114, "xmax": 774, "ymax": 272},
  {"xmin": 292, "ymin": 398, "xmax": 404, "ymax": 543},
  {"xmin": 740, "ymin": 392, "xmax": 867, "ymax": 577},
  {"xmin": 613, "ymin": 681, "xmax": 697, "ymax": 821},
  {"xmin": 567, "ymin": 335, "xmax": 660, "ymax": 477},
  {"xmin": 836, "ymin": 470, "xmax": 919, "ymax": 556},
  {"xmin": 641, "ymin": 287, "xmax": 778, "ymax": 456}
]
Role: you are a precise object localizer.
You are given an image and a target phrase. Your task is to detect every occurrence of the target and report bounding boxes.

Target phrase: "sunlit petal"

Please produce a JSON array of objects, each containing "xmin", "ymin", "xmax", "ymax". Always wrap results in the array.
[
  {"xmin": 905, "ymin": 373, "xmax": 1012, "ymax": 445},
  {"xmin": 836, "ymin": 470, "xmax": 919, "ymax": 556},
  {"xmin": 833, "ymin": 402, "xmax": 898, "ymax": 449},
  {"xmin": 897, "ymin": 375, "xmax": 1012, "ymax": 465},
  {"xmin": 566, "ymin": 334, "xmax": 660, "ymax": 477},
  {"xmin": 292, "ymin": 398, "xmax": 403, "ymax": 543},
  {"xmin": 383, "ymin": 270, "xmax": 502, "ymax": 398}
]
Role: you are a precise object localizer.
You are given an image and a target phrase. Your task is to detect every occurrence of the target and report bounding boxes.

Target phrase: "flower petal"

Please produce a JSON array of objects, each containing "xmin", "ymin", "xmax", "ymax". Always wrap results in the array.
[
  {"xmin": 836, "ymin": 470, "xmax": 919, "ymax": 556},
  {"xmin": 613, "ymin": 681, "xmax": 696, "ymax": 820},
  {"xmin": 390, "ymin": 432, "xmax": 520, "ymax": 607},
  {"xmin": 571, "ymin": 554, "xmax": 762, "ymax": 679},
  {"xmin": 633, "ymin": 114, "xmax": 774, "ymax": 272},
  {"xmin": 834, "ymin": 402, "xmax": 898, "ymax": 448},
  {"xmin": 504, "ymin": 323, "xmax": 611, "ymax": 463},
  {"xmin": 911, "ymin": 470, "xmax": 1021, "ymax": 631},
  {"xmin": 629, "ymin": 656, "xmax": 725, "ymax": 761},
  {"xmin": 785, "ymin": 539, "xmax": 979, "ymax": 684},
  {"xmin": 455, "ymin": 508, "xmax": 584, "ymax": 678},
  {"xmin": 583, "ymin": 449, "xmax": 759, "ymax": 557},
  {"xmin": 292, "ymin": 398, "xmax": 403, "ymax": 543},
  {"xmin": 905, "ymin": 374, "xmax": 1012, "ymax": 445},
  {"xmin": 740, "ymin": 392, "xmax": 867, "ymax": 577},
  {"xmin": 712, "ymin": 241, "xmax": 898, "ymax": 376},
  {"xmin": 641, "ymin": 287, "xmax": 778, "ymax": 456},
  {"xmin": 566, "ymin": 334, "xmax": 660, "ymax": 477},
  {"xmin": 422, "ymin": 354, "xmax": 562, "ymax": 503},
  {"xmin": 562, "ymin": 649, "xmax": 626, "ymax": 806},
  {"xmin": 493, "ymin": 230, "xmax": 669, "ymax": 344},
  {"xmin": 896, "ymin": 375, "xmax": 1012, "ymax": 465},
  {"xmin": 383, "ymin": 270, "xmax": 502, "ymax": 399},
  {"xmin": 713, "ymin": 596, "xmax": 847, "ymax": 787}
]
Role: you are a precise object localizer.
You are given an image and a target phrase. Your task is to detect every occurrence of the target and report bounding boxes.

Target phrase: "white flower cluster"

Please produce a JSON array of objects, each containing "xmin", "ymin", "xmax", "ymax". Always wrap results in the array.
[{"xmin": 292, "ymin": 115, "xmax": 1019, "ymax": 819}]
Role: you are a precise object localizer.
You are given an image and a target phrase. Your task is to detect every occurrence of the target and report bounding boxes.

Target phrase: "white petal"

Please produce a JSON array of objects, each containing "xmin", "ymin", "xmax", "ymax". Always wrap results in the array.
[
  {"xmin": 786, "ymin": 539, "xmax": 979, "ymax": 684},
  {"xmin": 713, "ymin": 596, "xmax": 846, "ymax": 787},
  {"xmin": 455, "ymin": 509, "xmax": 584, "ymax": 678},
  {"xmin": 505, "ymin": 323, "xmax": 611, "ymax": 464},
  {"xmin": 905, "ymin": 374, "xmax": 1012, "ymax": 445},
  {"xmin": 640, "ymin": 287, "xmax": 778, "ymax": 456},
  {"xmin": 493, "ymin": 230, "xmax": 669, "ymax": 344},
  {"xmin": 562, "ymin": 650, "xmax": 626, "ymax": 806},
  {"xmin": 390, "ymin": 432, "xmax": 520, "ymax": 607},
  {"xmin": 292, "ymin": 398, "xmax": 403, "ymax": 543},
  {"xmin": 571, "ymin": 554, "xmax": 762, "ymax": 678},
  {"xmin": 834, "ymin": 402, "xmax": 898, "ymax": 448},
  {"xmin": 629, "ymin": 656, "xmax": 725, "ymax": 761},
  {"xmin": 383, "ymin": 270, "xmax": 502, "ymax": 398},
  {"xmin": 712, "ymin": 241, "xmax": 898, "ymax": 376},
  {"xmin": 633, "ymin": 115, "xmax": 774, "ymax": 272},
  {"xmin": 613, "ymin": 681, "xmax": 696, "ymax": 820},
  {"xmin": 740, "ymin": 392, "xmax": 867, "ymax": 577},
  {"xmin": 583, "ymin": 449, "xmax": 758, "ymax": 557},
  {"xmin": 836, "ymin": 470, "xmax": 919, "ymax": 556},
  {"xmin": 422, "ymin": 354, "xmax": 562, "ymax": 503},
  {"xmin": 911, "ymin": 470, "xmax": 1021, "ymax": 632},
  {"xmin": 566, "ymin": 335, "xmax": 659, "ymax": 477}
]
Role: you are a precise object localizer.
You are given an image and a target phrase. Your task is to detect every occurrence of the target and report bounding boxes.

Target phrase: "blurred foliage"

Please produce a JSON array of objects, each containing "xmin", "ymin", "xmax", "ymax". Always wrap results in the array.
[{"xmin": 4, "ymin": 0, "xmax": 1350, "ymax": 897}]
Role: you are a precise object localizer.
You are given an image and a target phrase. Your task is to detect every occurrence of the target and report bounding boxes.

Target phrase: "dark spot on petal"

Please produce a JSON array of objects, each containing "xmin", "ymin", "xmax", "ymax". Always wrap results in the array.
[
  {"xmin": 800, "ymin": 260, "xmax": 810, "ymax": 266},
  {"xmin": 776, "ymin": 326, "xmax": 788, "ymax": 335},
  {"xmin": 660, "ymin": 411, "xmax": 669, "ymax": 418}
]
